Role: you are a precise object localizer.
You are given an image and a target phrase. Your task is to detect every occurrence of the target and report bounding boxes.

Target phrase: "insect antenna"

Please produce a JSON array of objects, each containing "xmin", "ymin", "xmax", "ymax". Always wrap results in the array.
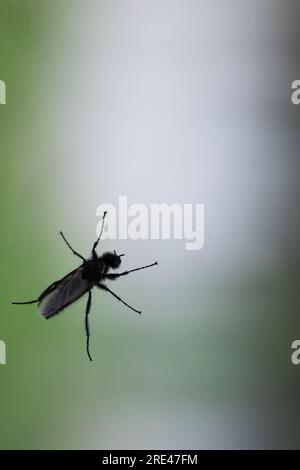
[{"xmin": 92, "ymin": 211, "xmax": 107, "ymax": 254}]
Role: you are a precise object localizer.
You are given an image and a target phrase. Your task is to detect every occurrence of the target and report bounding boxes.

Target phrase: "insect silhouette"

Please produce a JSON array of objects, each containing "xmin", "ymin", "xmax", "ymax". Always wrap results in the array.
[{"xmin": 12, "ymin": 212, "xmax": 158, "ymax": 361}]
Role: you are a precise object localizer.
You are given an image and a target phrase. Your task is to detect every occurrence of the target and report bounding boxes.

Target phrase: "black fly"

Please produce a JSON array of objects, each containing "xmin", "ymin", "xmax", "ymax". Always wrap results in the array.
[{"xmin": 12, "ymin": 212, "xmax": 158, "ymax": 361}]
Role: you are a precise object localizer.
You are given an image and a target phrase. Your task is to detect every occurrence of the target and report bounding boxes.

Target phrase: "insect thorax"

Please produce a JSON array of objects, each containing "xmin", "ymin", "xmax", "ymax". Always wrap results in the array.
[{"xmin": 82, "ymin": 259, "xmax": 106, "ymax": 283}]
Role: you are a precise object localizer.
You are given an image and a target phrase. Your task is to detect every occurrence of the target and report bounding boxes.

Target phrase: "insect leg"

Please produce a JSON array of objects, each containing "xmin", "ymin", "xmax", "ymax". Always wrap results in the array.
[
  {"xmin": 97, "ymin": 283, "xmax": 142, "ymax": 314},
  {"xmin": 85, "ymin": 290, "xmax": 93, "ymax": 361},
  {"xmin": 60, "ymin": 231, "xmax": 86, "ymax": 262},
  {"xmin": 105, "ymin": 261, "xmax": 158, "ymax": 280},
  {"xmin": 92, "ymin": 211, "xmax": 107, "ymax": 256},
  {"xmin": 12, "ymin": 299, "xmax": 39, "ymax": 305}
]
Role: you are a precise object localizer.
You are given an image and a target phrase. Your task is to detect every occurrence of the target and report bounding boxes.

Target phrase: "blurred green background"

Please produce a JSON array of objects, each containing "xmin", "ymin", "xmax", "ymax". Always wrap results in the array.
[{"xmin": 1, "ymin": 0, "xmax": 300, "ymax": 449}]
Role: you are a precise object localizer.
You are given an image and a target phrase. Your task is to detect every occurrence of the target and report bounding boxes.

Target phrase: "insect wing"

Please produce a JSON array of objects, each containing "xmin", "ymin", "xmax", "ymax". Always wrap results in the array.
[{"xmin": 39, "ymin": 268, "xmax": 90, "ymax": 318}]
